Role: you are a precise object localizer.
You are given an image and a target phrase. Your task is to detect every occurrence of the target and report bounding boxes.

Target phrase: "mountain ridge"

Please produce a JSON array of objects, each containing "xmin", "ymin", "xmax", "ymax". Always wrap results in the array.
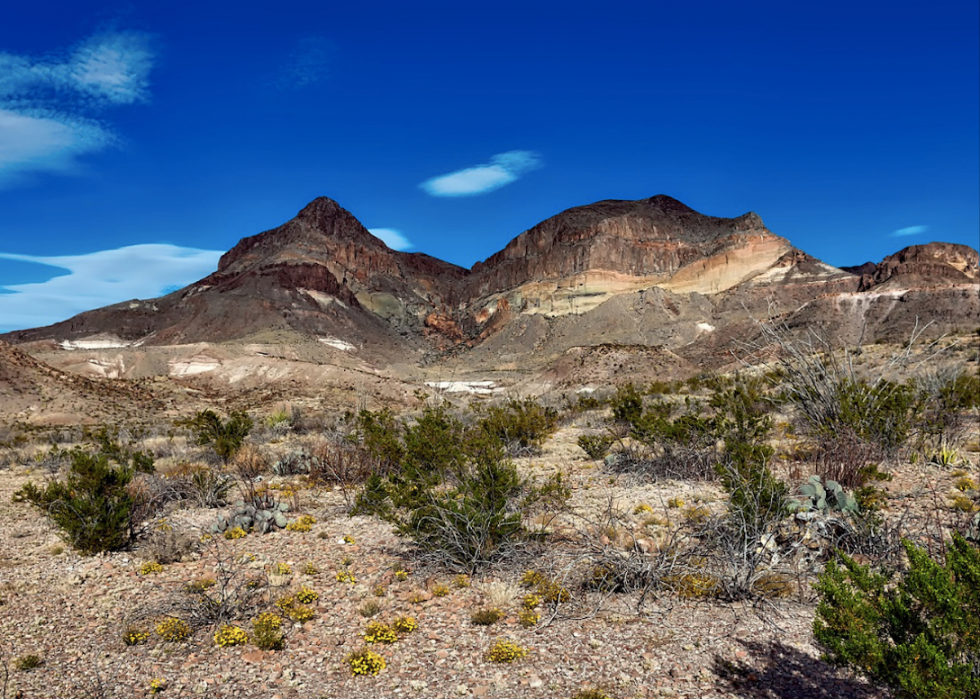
[{"xmin": 2, "ymin": 195, "xmax": 977, "ymax": 369}]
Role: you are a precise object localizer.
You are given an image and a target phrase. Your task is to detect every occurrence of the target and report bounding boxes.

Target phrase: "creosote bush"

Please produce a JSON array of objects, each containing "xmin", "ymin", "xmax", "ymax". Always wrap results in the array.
[
  {"xmin": 13, "ymin": 430, "xmax": 154, "ymax": 554},
  {"xmin": 353, "ymin": 404, "xmax": 569, "ymax": 572},
  {"xmin": 176, "ymin": 410, "xmax": 253, "ymax": 463}
]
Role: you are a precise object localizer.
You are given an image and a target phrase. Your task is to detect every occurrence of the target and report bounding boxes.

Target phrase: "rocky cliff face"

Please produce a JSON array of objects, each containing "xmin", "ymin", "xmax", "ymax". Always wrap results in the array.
[{"xmin": 843, "ymin": 243, "xmax": 980, "ymax": 291}]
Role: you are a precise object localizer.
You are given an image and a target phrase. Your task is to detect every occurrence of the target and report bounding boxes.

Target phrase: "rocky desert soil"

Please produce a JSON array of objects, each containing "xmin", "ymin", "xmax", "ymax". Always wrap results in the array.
[{"xmin": 5, "ymin": 409, "xmax": 974, "ymax": 699}]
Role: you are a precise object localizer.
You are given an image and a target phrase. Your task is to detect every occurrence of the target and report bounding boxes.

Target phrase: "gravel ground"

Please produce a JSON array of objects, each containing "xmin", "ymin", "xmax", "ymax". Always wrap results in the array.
[{"xmin": 0, "ymin": 420, "xmax": 948, "ymax": 699}]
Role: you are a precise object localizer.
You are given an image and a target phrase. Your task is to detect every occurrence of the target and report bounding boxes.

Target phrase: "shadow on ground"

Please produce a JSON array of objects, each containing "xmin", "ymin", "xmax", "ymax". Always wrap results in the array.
[{"xmin": 712, "ymin": 639, "xmax": 890, "ymax": 699}]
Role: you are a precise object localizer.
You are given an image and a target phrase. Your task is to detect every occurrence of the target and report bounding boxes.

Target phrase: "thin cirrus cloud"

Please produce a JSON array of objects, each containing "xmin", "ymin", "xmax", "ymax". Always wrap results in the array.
[
  {"xmin": 367, "ymin": 228, "xmax": 413, "ymax": 251},
  {"xmin": 891, "ymin": 225, "xmax": 929, "ymax": 237},
  {"xmin": 420, "ymin": 150, "xmax": 543, "ymax": 197},
  {"xmin": 0, "ymin": 30, "xmax": 155, "ymax": 187},
  {"xmin": 0, "ymin": 244, "xmax": 222, "ymax": 332}
]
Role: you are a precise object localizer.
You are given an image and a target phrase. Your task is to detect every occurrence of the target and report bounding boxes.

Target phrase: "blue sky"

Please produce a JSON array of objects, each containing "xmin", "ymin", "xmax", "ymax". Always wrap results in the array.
[{"xmin": 1, "ymin": 0, "xmax": 977, "ymax": 332}]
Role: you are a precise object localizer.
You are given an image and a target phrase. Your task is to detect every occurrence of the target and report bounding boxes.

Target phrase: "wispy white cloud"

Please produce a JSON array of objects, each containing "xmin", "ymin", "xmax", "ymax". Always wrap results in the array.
[
  {"xmin": 0, "ymin": 30, "xmax": 154, "ymax": 186},
  {"xmin": 891, "ymin": 225, "xmax": 929, "ymax": 237},
  {"xmin": 420, "ymin": 150, "xmax": 542, "ymax": 197},
  {"xmin": 368, "ymin": 228, "xmax": 413, "ymax": 251},
  {"xmin": 279, "ymin": 36, "xmax": 335, "ymax": 89},
  {"xmin": 0, "ymin": 244, "xmax": 222, "ymax": 332}
]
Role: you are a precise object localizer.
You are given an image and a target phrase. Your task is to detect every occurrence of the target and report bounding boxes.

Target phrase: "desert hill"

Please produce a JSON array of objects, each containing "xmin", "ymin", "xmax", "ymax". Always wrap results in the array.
[{"xmin": 1, "ymin": 195, "xmax": 977, "ymax": 415}]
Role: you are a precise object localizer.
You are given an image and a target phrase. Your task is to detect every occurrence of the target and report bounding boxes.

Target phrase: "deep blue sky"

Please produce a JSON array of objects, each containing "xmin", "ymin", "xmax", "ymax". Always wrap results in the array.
[{"xmin": 1, "ymin": 0, "xmax": 978, "ymax": 332}]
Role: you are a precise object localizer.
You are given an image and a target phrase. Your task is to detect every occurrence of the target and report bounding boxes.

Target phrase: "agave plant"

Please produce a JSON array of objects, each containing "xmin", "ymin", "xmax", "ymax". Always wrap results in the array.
[{"xmin": 789, "ymin": 475, "xmax": 859, "ymax": 515}]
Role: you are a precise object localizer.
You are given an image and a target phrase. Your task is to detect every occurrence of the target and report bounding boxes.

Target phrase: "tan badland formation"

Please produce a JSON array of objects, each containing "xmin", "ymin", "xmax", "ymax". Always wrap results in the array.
[{"xmin": 1, "ymin": 195, "xmax": 977, "ymax": 423}]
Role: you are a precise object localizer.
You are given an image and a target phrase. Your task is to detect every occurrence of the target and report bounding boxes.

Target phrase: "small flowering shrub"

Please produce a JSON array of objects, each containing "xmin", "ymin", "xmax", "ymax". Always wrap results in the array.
[
  {"xmin": 452, "ymin": 574, "xmax": 471, "ymax": 589},
  {"xmin": 123, "ymin": 625, "xmax": 150, "ymax": 646},
  {"xmin": 667, "ymin": 497, "xmax": 684, "ymax": 509},
  {"xmin": 364, "ymin": 621, "xmax": 398, "ymax": 644},
  {"xmin": 276, "ymin": 596, "xmax": 316, "ymax": 622},
  {"xmin": 539, "ymin": 581, "xmax": 571, "ymax": 604},
  {"xmin": 214, "ymin": 625, "xmax": 249, "ymax": 647},
  {"xmin": 373, "ymin": 585, "xmax": 387, "ymax": 597},
  {"xmin": 155, "ymin": 617, "xmax": 191, "ymax": 642},
  {"xmin": 431, "ymin": 583, "xmax": 450, "ymax": 597},
  {"xmin": 470, "ymin": 608, "xmax": 504, "ymax": 626},
  {"xmin": 182, "ymin": 577, "xmax": 217, "ymax": 593},
  {"xmin": 633, "ymin": 503, "xmax": 654, "ymax": 515},
  {"xmin": 302, "ymin": 561, "xmax": 319, "ymax": 575},
  {"xmin": 519, "ymin": 570, "xmax": 547, "ymax": 589},
  {"xmin": 286, "ymin": 515, "xmax": 316, "ymax": 532},
  {"xmin": 271, "ymin": 562, "xmax": 292, "ymax": 575},
  {"xmin": 223, "ymin": 526, "xmax": 248, "ymax": 540},
  {"xmin": 336, "ymin": 570, "xmax": 357, "ymax": 584},
  {"xmin": 486, "ymin": 640, "xmax": 528, "ymax": 663},
  {"xmin": 522, "ymin": 593, "xmax": 541, "ymax": 610},
  {"xmin": 251, "ymin": 612, "xmax": 284, "ymax": 650},
  {"xmin": 345, "ymin": 647, "xmax": 386, "ymax": 676},
  {"xmin": 392, "ymin": 616, "xmax": 418, "ymax": 634},
  {"xmin": 394, "ymin": 570, "xmax": 409, "ymax": 582},
  {"xmin": 295, "ymin": 586, "xmax": 319, "ymax": 604},
  {"xmin": 518, "ymin": 609, "xmax": 540, "ymax": 628},
  {"xmin": 149, "ymin": 678, "xmax": 167, "ymax": 694},
  {"xmin": 343, "ymin": 534, "xmax": 356, "ymax": 544},
  {"xmin": 139, "ymin": 561, "xmax": 164, "ymax": 575}
]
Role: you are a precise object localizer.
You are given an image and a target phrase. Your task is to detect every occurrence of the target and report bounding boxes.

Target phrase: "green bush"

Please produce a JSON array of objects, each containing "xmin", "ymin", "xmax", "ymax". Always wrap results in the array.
[
  {"xmin": 13, "ymin": 434, "xmax": 153, "ymax": 554},
  {"xmin": 354, "ymin": 405, "xmax": 569, "ymax": 571},
  {"xmin": 578, "ymin": 434, "xmax": 614, "ymax": 460},
  {"xmin": 476, "ymin": 397, "xmax": 559, "ymax": 456},
  {"xmin": 814, "ymin": 534, "xmax": 980, "ymax": 698},
  {"xmin": 177, "ymin": 410, "xmax": 253, "ymax": 463},
  {"xmin": 710, "ymin": 377, "xmax": 786, "ymax": 537}
]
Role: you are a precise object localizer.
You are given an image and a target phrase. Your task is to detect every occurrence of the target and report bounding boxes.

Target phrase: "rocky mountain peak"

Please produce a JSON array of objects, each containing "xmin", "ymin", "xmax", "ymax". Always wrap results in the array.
[{"xmin": 847, "ymin": 242, "xmax": 979, "ymax": 291}]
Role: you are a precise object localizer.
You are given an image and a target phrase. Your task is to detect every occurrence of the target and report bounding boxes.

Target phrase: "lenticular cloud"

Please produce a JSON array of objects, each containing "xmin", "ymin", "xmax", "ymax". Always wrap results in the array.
[{"xmin": 420, "ymin": 150, "xmax": 542, "ymax": 197}]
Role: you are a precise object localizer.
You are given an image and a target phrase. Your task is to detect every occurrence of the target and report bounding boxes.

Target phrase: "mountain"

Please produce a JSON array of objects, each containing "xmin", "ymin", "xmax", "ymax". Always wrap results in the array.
[{"xmin": 2, "ymin": 196, "xmax": 977, "ymax": 383}]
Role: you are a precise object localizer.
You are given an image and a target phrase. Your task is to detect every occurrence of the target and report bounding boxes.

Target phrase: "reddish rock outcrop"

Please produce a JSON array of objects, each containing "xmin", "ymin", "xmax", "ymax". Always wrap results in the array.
[{"xmin": 844, "ymin": 243, "xmax": 979, "ymax": 291}]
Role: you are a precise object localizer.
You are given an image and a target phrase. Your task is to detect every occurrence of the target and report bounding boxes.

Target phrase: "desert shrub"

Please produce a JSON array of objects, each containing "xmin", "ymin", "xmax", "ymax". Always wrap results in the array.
[
  {"xmin": 13, "ymin": 434, "xmax": 153, "ymax": 554},
  {"xmin": 470, "ymin": 608, "xmax": 504, "ymax": 626},
  {"xmin": 213, "ymin": 624, "xmax": 249, "ymax": 647},
  {"xmin": 392, "ymin": 615, "xmax": 418, "ymax": 634},
  {"xmin": 711, "ymin": 377, "xmax": 786, "ymax": 537},
  {"xmin": 363, "ymin": 621, "xmax": 398, "ymax": 644},
  {"xmin": 307, "ymin": 440, "xmax": 386, "ymax": 512},
  {"xmin": 354, "ymin": 405, "xmax": 569, "ymax": 572},
  {"xmin": 176, "ymin": 410, "xmax": 253, "ymax": 463},
  {"xmin": 155, "ymin": 617, "xmax": 191, "ymax": 642},
  {"xmin": 251, "ymin": 612, "xmax": 284, "ymax": 650},
  {"xmin": 578, "ymin": 434, "xmax": 615, "ymax": 460},
  {"xmin": 476, "ymin": 397, "xmax": 559, "ymax": 456},
  {"xmin": 610, "ymin": 383, "xmax": 644, "ymax": 426},
  {"xmin": 344, "ymin": 647, "xmax": 386, "ymax": 676},
  {"xmin": 485, "ymin": 639, "xmax": 528, "ymax": 663},
  {"xmin": 168, "ymin": 535, "xmax": 267, "ymax": 628},
  {"xmin": 916, "ymin": 369, "xmax": 980, "ymax": 457},
  {"xmin": 814, "ymin": 534, "xmax": 980, "ymax": 698},
  {"xmin": 346, "ymin": 407, "xmax": 404, "ymax": 470}
]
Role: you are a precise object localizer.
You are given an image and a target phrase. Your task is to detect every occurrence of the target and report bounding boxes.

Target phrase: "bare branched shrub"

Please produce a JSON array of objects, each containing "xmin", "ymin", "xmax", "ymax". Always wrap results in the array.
[
  {"xmin": 307, "ymin": 440, "xmax": 385, "ymax": 512},
  {"xmin": 143, "ymin": 533, "xmax": 266, "ymax": 632},
  {"xmin": 140, "ymin": 519, "xmax": 196, "ymax": 564}
]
